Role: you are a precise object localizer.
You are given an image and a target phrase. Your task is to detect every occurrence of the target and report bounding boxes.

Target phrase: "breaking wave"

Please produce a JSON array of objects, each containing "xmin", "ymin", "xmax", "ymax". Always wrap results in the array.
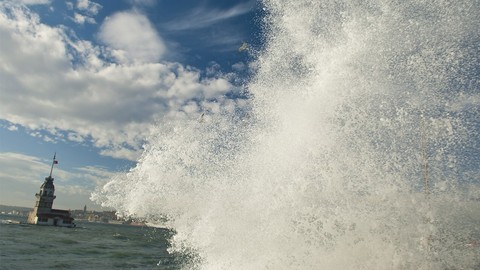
[{"xmin": 93, "ymin": 0, "xmax": 480, "ymax": 269}]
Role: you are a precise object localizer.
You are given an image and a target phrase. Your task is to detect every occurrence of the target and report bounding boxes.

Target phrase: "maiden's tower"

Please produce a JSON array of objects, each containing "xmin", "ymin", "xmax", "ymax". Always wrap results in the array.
[{"xmin": 27, "ymin": 154, "xmax": 75, "ymax": 227}]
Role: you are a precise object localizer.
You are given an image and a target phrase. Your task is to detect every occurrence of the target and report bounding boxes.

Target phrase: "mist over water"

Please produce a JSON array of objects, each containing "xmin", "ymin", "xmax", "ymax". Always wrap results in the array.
[{"xmin": 94, "ymin": 0, "xmax": 480, "ymax": 269}]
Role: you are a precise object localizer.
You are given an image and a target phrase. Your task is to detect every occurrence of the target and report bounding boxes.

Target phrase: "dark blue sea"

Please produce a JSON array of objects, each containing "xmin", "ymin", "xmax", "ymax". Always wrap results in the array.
[{"xmin": 0, "ymin": 214, "xmax": 183, "ymax": 270}]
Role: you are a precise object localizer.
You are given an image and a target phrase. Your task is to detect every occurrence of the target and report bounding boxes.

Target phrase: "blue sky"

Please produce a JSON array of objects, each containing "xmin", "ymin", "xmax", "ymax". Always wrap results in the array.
[{"xmin": 0, "ymin": 0, "xmax": 261, "ymax": 210}]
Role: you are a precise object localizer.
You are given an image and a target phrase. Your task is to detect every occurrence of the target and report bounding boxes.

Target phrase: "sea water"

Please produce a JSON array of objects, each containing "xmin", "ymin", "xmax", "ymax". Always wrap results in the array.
[
  {"xmin": 93, "ymin": 0, "xmax": 480, "ymax": 269},
  {"xmin": 0, "ymin": 214, "xmax": 182, "ymax": 269}
]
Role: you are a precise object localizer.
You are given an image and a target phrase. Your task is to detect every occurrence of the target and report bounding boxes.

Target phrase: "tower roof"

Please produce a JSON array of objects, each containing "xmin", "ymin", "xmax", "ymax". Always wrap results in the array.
[{"xmin": 40, "ymin": 176, "xmax": 55, "ymax": 189}]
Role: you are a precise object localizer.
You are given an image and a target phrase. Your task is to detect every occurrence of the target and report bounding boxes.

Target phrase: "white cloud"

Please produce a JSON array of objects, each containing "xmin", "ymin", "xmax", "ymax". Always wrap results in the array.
[
  {"xmin": 100, "ymin": 147, "xmax": 140, "ymax": 161},
  {"xmin": 0, "ymin": 153, "xmax": 47, "ymax": 184},
  {"xmin": 0, "ymin": 152, "xmax": 117, "ymax": 210},
  {"xmin": 42, "ymin": 135, "xmax": 55, "ymax": 143},
  {"xmin": 76, "ymin": 0, "xmax": 102, "ymax": 15},
  {"xmin": 67, "ymin": 132, "xmax": 85, "ymax": 143},
  {"xmin": 98, "ymin": 11, "xmax": 166, "ymax": 64},
  {"xmin": 7, "ymin": 124, "xmax": 18, "ymax": 131},
  {"xmin": 232, "ymin": 62, "xmax": 247, "ymax": 72},
  {"xmin": 161, "ymin": 2, "xmax": 254, "ymax": 51},
  {"xmin": 127, "ymin": 0, "xmax": 156, "ymax": 7},
  {"xmin": 0, "ymin": 4, "xmax": 239, "ymax": 160},
  {"xmin": 68, "ymin": 0, "xmax": 101, "ymax": 25},
  {"xmin": 18, "ymin": 0, "xmax": 51, "ymax": 5},
  {"xmin": 164, "ymin": 2, "xmax": 254, "ymax": 31},
  {"xmin": 73, "ymin": 12, "xmax": 96, "ymax": 24}
]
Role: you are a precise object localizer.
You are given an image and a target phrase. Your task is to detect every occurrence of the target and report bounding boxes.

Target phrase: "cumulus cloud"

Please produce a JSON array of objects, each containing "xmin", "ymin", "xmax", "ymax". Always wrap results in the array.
[
  {"xmin": 0, "ymin": 3, "xmax": 239, "ymax": 161},
  {"xmin": 76, "ymin": 0, "xmax": 102, "ymax": 15},
  {"xmin": 73, "ymin": 12, "xmax": 96, "ymax": 24},
  {"xmin": 98, "ymin": 11, "xmax": 166, "ymax": 63},
  {"xmin": 67, "ymin": 1, "xmax": 101, "ymax": 25}
]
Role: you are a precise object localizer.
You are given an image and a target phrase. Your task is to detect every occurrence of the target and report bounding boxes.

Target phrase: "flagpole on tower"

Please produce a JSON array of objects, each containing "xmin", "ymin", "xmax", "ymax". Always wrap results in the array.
[{"xmin": 49, "ymin": 152, "xmax": 58, "ymax": 178}]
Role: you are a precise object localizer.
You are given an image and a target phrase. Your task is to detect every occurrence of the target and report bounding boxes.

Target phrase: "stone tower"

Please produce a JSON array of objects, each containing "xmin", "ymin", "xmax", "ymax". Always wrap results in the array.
[
  {"xmin": 33, "ymin": 175, "xmax": 57, "ymax": 214},
  {"xmin": 27, "ymin": 153, "xmax": 74, "ymax": 227}
]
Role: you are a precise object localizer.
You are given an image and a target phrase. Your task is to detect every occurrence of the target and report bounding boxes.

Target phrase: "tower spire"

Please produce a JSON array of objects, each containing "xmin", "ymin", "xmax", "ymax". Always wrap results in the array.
[{"xmin": 49, "ymin": 152, "xmax": 58, "ymax": 178}]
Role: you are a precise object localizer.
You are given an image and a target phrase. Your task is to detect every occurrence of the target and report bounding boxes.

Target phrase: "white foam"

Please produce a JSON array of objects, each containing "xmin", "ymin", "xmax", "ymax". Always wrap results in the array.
[{"xmin": 94, "ymin": 0, "xmax": 480, "ymax": 268}]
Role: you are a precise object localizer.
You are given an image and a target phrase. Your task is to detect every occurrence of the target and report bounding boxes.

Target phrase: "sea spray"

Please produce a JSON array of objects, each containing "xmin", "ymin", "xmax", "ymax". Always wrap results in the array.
[{"xmin": 93, "ymin": 0, "xmax": 480, "ymax": 269}]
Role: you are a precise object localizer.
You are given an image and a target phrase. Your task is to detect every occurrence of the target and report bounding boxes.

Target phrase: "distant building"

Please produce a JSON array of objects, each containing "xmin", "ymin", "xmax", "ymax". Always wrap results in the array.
[{"xmin": 27, "ymin": 154, "xmax": 75, "ymax": 228}]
